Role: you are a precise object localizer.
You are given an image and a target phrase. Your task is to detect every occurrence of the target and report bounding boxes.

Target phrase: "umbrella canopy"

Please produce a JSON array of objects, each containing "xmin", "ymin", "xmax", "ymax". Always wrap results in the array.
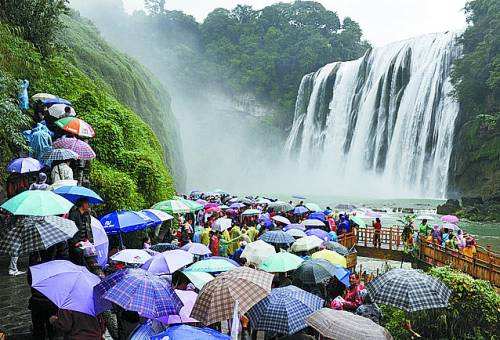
[
  {"xmin": 32, "ymin": 93, "xmax": 56, "ymax": 101},
  {"xmin": 305, "ymin": 228, "xmax": 330, "ymax": 241},
  {"xmin": 174, "ymin": 196, "xmax": 204, "ymax": 212},
  {"xmin": 7, "ymin": 157, "xmax": 43, "ymax": 174},
  {"xmin": 150, "ymin": 243, "xmax": 179, "ymax": 252},
  {"xmin": 181, "ymin": 242, "xmax": 212, "ymax": 256},
  {"xmin": 248, "ymin": 285, "xmax": 324, "ymax": 335},
  {"xmin": 1, "ymin": 190, "xmax": 73, "ymax": 216},
  {"xmin": 142, "ymin": 249, "xmax": 194, "ymax": 274},
  {"xmin": 259, "ymin": 251, "xmax": 304, "ymax": 273},
  {"xmin": 55, "ymin": 117, "xmax": 95, "ymax": 138},
  {"xmin": 304, "ymin": 203, "xmax": 321, "ymax": 212},
  {"xmin": 241, "ymin": 240, "xmax": 276, "ymax": 265},
  {"xmin": 152, "ymin": 325, "xmax": 229, "ymax": 340},
  {"xmin": 290, "ymin": 235, "xmax": 324, "ymax": 252},
  {"xmin": 442, "ymin": 222, "xmax": 460, "ymax": 231},
  {"xmin": 335, "ymin": 204, "xmax": 357, "ymax": 211},
  {"xmin": 242, "ymin": 208, "xmax": 260, "ymax": 216},
  {"xmin": 302, "ymin": 219, "xmax": 325, "ymax": 228},
  {"xmin": 196, "ymin": 199, "xmax": 208, "ymax": 206},
  {"xmin": 213, "ymin": 217, "xmax": 232, "ymax": 232},
  {"xmin": 152, "ymin": 199, "xmax": 191, "ymax": 214},
  {"xmin": 272, "ymin": 215, "xmax": 291, "ymax": 225},
  {"xmin": 191, "ymin": 267, "xmax": 273, "ymax": 325},
  {"xmin": 100, "ymin": 210, "xmax": 154, "ymax": 235},
  {"xmin": 309, "ymin": 212, "xmax": 326, "ymax": 221},
  {"xmin": 366, "ymin": 269, "xmax": 451, "ymax": 312},
  {"xmin": 268, "ymin": 201, "xmax": 293, "ymax": 213},
  {"xmin": 311, "ymin": 249, "xmax": 347, "ymax": 267},
  {"xmin": 229, "ymin": 202, "xmax": 246, "ymax": 209},
  {"xmin": 324, "ymin": 241, "xmax": 350, "ymax": 256},
  {"xmin": 292, "ymin": 195, "xmax": 306, "ymax": 199},
  {"xmin": 31, "ymin": 260, "xmax": 104, "ymax": 316},
  {"xmin": 42, "ymin": 97, "xmax": 71, "ymax": 106},
  {"xmin": 293, "ymin": 206, "xmax": 308, "ymax": 215},
  {"xmin": 441, "ymin": 215, "xmax": 459, "ymax": 224},
  {"xmin": 350, "ymin": 216, "xmax": 366, "ymax": 227},
  {"xmin": 141, "ymin": 209, "xmax": 174, "ymax": 226},
  {"xmin": 294, "ymin": 259, "xmax": 350, "ymax": 286},
  {"xmin": 260, "ymin": 230, "xmax": 295, "ymax": 245},
  {"xmin": 257, "ymin": 198, "xmax": 272, "ymax": 204},
  {"xmin": 181, "ymin": 270, "xmax": 214, "ymax": 290},
  {"xmin": 238, "ymin": 197, "xmax": 255, "ymax": 204},
  {"xmin": 48, "ymin": 104, "xmax": 76, "ymax": 119},
  {"xmin": 90, "ymin": 217, "xmax": 109, "ymax": 267},
  {"xmin": 96, "ymin": 268, "xmax": 182, "ymax": 318},
  {"xmin": 306, "ymin": 308, "xmax": 393, "ymax": 340},
  {"xmin": 285, "ymin": 229, "xmax": 307, "ymax": 238},
  {"xmin": 54, "ymin": 185, "xmax": 103, "ymax": 204},
  {"xmin": 110, "ymin": 249, "xmax": 152, "ymax": 265},
  {"xmin": 0, "ymin": 216, "xmax": 77, "ymax": 256},
  {"xmin": 186, "ymin": 258, "xmax": 237, "ymax": 273},
  {"xmin": 41, "ymin": 148, "xmax": 79, "ymax": 162},
  {"xmin": 53, "ymin": 137, "xmax": 95, "ymax": 160},
  {"xmin": 283, "ymin": 223, "xmax": 306, "ymax": 231},
  {"xmin": 159, "ymin": 290, "xmax": 198, "ymax": 325}
]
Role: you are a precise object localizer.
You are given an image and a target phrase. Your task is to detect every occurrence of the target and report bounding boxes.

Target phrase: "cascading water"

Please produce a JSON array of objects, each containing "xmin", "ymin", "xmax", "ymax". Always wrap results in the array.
[{"xmin": 285, "ymin": 32, "xmax": 462, "ymax": 198}]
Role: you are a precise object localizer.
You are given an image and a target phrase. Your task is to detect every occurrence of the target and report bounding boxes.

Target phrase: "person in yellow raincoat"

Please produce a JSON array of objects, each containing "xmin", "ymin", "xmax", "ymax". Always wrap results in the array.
[
  {"xmin": 228, "ymin": 225, "xmax": 241, "ymax": 254},
  {"xmin": 201, "ymin": 226, "xmax": 211, "ymax": 246},
  {"xmin": 246, "ymin": 225, "xmax": 258, "ymax": 242},
  {"xmin": 221, "ymin": 229, "xmax": 231, "ymax": 255}
]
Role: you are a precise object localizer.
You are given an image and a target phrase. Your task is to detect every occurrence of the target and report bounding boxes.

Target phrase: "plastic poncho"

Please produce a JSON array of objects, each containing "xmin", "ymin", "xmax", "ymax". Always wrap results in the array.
[
  {"xmin": 18, "ymin": 80, "xmax": 29, "ymax": 110},
  {"xmin": 24, "ymin": 123, "xmax": 53, "ymax": 162},
  {"xmin": 228, "ymin": 226, "xmax": 241, "ymax": 254},
  {"xmin": 201, "ymin": 227, "xmax": 211, "ymax": 246},
  {"xmin": 246, "ymin": 226, "xmax": 258, "ymax": 242}
]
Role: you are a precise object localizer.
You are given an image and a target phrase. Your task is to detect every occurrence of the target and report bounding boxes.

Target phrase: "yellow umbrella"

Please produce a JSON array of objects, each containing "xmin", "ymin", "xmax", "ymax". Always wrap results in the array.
[{"xmin": 311, "ymin": 249, "xmax": 347, "ymax": 267}]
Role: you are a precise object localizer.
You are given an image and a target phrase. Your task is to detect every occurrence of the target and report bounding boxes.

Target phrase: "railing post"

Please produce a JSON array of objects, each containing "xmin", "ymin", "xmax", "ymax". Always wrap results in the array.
[
  {"xmin": 389, "ymin": 226, "xmax": 393, "ymax": 250},
  {"xmin": 396, "ymin": 226, "xmax": 400, "ymax": 248},
  {"xmin": 364, "ymin": 228, "xmax": 367, "ymax": 247}
]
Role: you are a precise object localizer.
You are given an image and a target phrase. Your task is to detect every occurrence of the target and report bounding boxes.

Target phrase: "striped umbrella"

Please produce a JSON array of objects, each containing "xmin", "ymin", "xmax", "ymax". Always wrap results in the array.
[
  {"xmin": 267, "ymin": 201, "xmax": 293, "ymax": 213},
  {"xmin": 325, "ymin": 241, "xmax": 350, "ymax": 256},
  {"xmin": 190, "ymin": 267, "xmax": 273, "ymax": 325},
  {"xmin": 173, "ymin": 196, "xmax": 204, "ymax": 212},
  {"xmin": 248, "ymin": 285, "xmax": 324, "ymax": 335},
  {"xmin": 306, "ymin": 308, "xmax": 393, "ymax": 340},
  {"xmin": 7, "ymin": 157, "xmax": 43, "ymax": 174},
  {"xmin": 41, "ymin": 148, "xmax": 78, "ymax": 162},
  {"xmin": 153, "ymin": 200, "xmax": 191, "ymax": 214},
  {"xmin": 259, "ymin": 230, "xmax": 295, "ymax": 245},
  {"xmin": 48, "ymin": 104, "xmax": 76, "ymax": 119},
  {"xmin": 53, "ymin": 137, "xmax": 95, "ymax": 160},
  {"xmin": 305, "ymin": 228, "xmax": 330, "ymax": 241},
  {"xmin": 55, "ymin": 117, "xmax": 95, "ymax": 138},
  {"xmin": 294, "ymin": 259, "xmax": 350, "ymax": 285},
  {"xmin": 150, "ymin": 243, "xmax": 179, "ymax": 252}
]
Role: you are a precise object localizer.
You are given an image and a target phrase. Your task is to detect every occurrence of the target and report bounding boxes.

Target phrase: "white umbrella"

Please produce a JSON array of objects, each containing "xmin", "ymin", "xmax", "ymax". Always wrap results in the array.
[
  {"xmin": 110, "ymin": 249, "xmax": 152, "ymax": 264},
  {"xmin": 142, "ymin": 209, "xmax": 174, "ymax": 221},
  {"xmin": 90, "ymin": 217, "xmax": 109, "ymax": 267},
  {"xmin": 285, "ymin": 229, "xmax": 307, "ymax": 238},
  {"xmin": 272, "ymin": 215, "xmax": 291, "ymax": 225},
  {"xmin": 48, "ymin": 104, "xmax": 76, "ymax": 119},
  {"xmin": 303, "ymin": 219, "xmax": 325, "ymax": 227},
  {"xmin": 290, "ymin": 235, "xmax": 324, "ymax": 252},
  {"xmin": 417, "ymin": 215, "xmax": 435, "ymax": 220},
  {"xmin": 213, "ymin": 217, "xmax": 232, "ymax": 232},
  {"xmin": 305, "ymin": 203, "xmax": 321, "ymax": 212},
  {"xmin": 241, "ymin": 240, "xmax": 276, "ymax": 265},
  {"xmin": 32, "ymin": 93, "xmax": 56, "ymax": 101},
  {"xmin": 242, "ymin": 209, "xmax": 260, "ymax": 216},
  {"xmin": 257, "ymin": 198, "xmax": 272, "ymax": 204}
]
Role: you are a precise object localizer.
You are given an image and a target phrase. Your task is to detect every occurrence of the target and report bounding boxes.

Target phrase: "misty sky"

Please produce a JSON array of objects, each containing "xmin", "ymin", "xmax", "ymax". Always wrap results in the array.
[{"xmin": 122, "ymin": 0, "xmax": 468, "ymax": 46}]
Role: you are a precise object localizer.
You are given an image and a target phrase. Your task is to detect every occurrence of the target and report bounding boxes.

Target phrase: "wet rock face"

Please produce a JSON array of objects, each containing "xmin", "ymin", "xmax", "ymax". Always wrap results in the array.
[
  {"xmin": 462, "ymin": 196, "xmax": 483, "ymax": 206},
  {"xmin": 436, "ymin": 199, "xmax": 461, "ymax": 215}
]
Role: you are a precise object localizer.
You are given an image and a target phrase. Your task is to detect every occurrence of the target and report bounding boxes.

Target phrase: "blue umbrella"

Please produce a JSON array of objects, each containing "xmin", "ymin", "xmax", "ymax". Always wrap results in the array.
[
  {"xmin": 54, "ymin": 186, "xmax": 104, "ymax": 204},
  {"xmin": 248, "ymin": 285, "xmax": 324, "ymax": 335},
  {"xmin": 42, "ymin": 97, "xmax": 71, "ymax": 106},
  {"xmin": 292, "ymin": 195, "xmax": 307, "ymax": 199},
  {"xmin": 7, "ymin": 157, "xmax": 43, "ymax": 173},
  {"xmin": 294, "ymin": 259, "xmax": 350, "ymax": 286},
  {"xmin": 260, "ymin": 230, "xmax": 295, "ymax": 245},
  {"xmin": 293, "ymin": 206, "xmax": 309, "ymax": 215},
  {"xmin": 99, "ymin": 210, "xmax": 154, "ymax": 235},
  {"xmin": 152, "ymin": 325, "xmax": 230, "ymax": 340},
  {"xmin": 309, "ymin": 212, "xmax": 326, "ymax": 221}
]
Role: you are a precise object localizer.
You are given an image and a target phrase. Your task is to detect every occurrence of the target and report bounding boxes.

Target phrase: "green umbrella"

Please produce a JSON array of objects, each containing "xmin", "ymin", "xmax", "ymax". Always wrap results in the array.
[
  {"xmin": 259, "ymin": 251, "xmax": 304, "ymax": 273},
  {"xmin": 305, "ymin": 203, "xmax": 321, "ymax": 212},
  {"xmin": 173, "ymin": 196, "xmax": 203, "ymax": 212},
  {"xmin": 350, "ymin": 216, "xmax": 366, "ymax": 227},
  {"xmin": 153, "ymin": 199, "xmax": 191, "ymax": 214},
  {"xmin": 185, "ymin": 258, "xmax": 237, "ymax": 273},
  {"xmin": 1, "ymin": 190, "xmax": 73, "ymax": 216},
  {"xmin": 268, "ymin": 201, "xmax": 294, "ymax": 213},
  {"xmin": 182, "ymin": 270, "xmax": 214, "ymax": 290}
]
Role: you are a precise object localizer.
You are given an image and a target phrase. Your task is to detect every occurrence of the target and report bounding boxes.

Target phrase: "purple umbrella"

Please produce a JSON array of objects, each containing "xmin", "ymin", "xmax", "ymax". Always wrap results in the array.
[
  {"xmin": 30, "ymin": 260, "xmax": 105, "ymax": 316},
  {"xmin": 158, "ymin": 289, "xmax": 199, "ymax": 325},
  {"xmin": 225, "ymin": 208, "xmax": 238, "ymax": 217},
  {"xmin": 196, "ymin": 199, "xmax": 208, "ymax": 206},
  {"xmin": 283, "ymin": 223, "xmax": 306, "ymax": 231},
  {"xmin": 441, "ymin": 215, "xmax": 459, "ymax": 224},
  {"xmin": 294, "ymin": 206, "xmax": 309, "ymax": 215},
  {"xmin": 53, "ymin": 137, "xmax": 96, "ymax": 160},
  {"xmin": 7, "ymin": 157, "xmax": 43, "ymax": 173},
  {"xmin": 181, "ymin": 242, "xmax": 212, "ymax": 256},
  {"xmin": 204, "ymin": 203, "xmax": 219, "ymax": 210},
  {"xmin": 142, "ymin": 250, "xmax": 194, "ymax": 274},
  {"xmin": 309, "ymin": 212, "xmax": 326, "ymax": 222},
  {"xmin": 229, "ymin": 202, "xmax": 246, "ymax": 209},
  {"xmin": 90, "ymin": 217, "xmax": 109, "ymax": 267},
  {"xmin": 306, "ymin": 229, "xmax": 330, "ymax": 242}
]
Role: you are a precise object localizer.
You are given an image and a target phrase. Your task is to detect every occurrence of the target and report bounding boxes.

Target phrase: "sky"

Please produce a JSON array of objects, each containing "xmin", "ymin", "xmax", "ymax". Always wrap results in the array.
[{"xmin": 122, "ymin": 0, "xmax": 468, "ymax": 46}]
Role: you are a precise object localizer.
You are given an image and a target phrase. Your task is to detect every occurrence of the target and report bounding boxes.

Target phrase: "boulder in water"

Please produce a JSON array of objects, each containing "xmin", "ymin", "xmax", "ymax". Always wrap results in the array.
[{"xmin": 437, "ymin": 199, "xmax": 461, "ymax": 215}]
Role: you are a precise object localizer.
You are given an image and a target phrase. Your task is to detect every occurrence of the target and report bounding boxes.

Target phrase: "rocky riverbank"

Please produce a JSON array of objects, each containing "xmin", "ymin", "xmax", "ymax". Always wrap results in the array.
[{"xmin": 437, "ymin": 197, "xmax": 499, "ymax": 222}]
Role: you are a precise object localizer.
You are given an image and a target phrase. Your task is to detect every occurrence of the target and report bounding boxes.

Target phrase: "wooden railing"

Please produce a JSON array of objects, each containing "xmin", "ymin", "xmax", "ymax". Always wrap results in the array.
[{"xmin": 353, "ymin": 226, "xmax": 403, "ymax": 250}]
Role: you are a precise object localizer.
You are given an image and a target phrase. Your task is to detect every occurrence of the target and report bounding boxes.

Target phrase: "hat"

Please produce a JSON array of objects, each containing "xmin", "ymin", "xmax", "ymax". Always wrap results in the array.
[{"xmin": 38, "ymin": 172, "xmax": 47, "ymax": 183}]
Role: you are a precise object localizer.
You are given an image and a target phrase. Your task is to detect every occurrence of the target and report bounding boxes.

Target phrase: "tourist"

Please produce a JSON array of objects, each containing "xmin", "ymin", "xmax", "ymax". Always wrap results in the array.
[
  {"xmin": 341, "ymin": 274, "xmax": 365, "ymax": 311},
  {"xmin": 231, "ymin": 241, "xmax": 246, "ymax": 265},
  {"xmin": 51, "ymin": 159, "xmax": 73, "ymax": 182},
  {"xmin": 209, "ymin": 231, "xmax": 220, "ymax": 256},
  {"xmin": 68, "ymin": 198, "xmax": 93, "ymax": 266},
  {"xmin": 201, "ymin": 225, "xmax": 211, "ymax": 246},
  {"xmin": 49, "ymin": 309, "xmax": 106, "ymax": 339},
  {"xmin": 29, "ymin": 172, "xmax": 49, "ymax": 190},
  {"xmin": 418, "ymin": 219, "xmax": 431, "ymax": 236},
  {"xmin": 372, "ymin": 217, "xmax": 382, "ymax": 248},
  {"xmin": 431, "ymin": 225, "xmax": 442, "ymax": 244},
  {"xmin": 142, "ymin": 236, "xmax": 151, "ymax": 249},
  {"xmin": 441, "ymin": 228, "xmax": 450, "ymax": 248}
]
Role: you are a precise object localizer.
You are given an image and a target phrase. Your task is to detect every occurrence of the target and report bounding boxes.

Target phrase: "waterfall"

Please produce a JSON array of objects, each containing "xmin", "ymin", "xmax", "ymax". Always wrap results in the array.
[{"xmin": 285, "ymin": 32, "xmax": 461, "ymax": 198}]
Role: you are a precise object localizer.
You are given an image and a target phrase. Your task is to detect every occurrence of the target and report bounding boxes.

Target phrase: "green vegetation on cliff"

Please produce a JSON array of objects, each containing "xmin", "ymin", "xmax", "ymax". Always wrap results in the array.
[{"xmin": 0, "ymin": 6, "xmax": 181, "ymax": 212}]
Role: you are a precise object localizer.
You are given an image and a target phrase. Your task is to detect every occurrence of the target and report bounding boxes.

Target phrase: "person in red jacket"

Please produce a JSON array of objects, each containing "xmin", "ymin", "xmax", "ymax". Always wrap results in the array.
[
  {"xmin": 372, "ymin": 218, "xmax": 382, "ymax": 248},
  {"xmin": 342, "ymin": 274, "xmax": 365, "ymax": 311},
  {"xmin": 210, "ymin": 231, "xmax": 220, "ymax": 256}
]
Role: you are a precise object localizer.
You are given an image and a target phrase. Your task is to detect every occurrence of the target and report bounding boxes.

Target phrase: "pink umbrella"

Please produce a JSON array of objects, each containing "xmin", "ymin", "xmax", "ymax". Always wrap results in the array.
[
  {"xmin": 53, "ymin": 137, "xmax": 96, "ymax": 160},
  {"xmin": 141, "ymin": 249, "xmax": 194, "ymax": 274},
  {"xmin": 158, "ymin": 290, "xmax": 199, "ymax": 325},
  {"xmin": 441, "ymin": 215, "xmax": 459, "ymax": 224},
  {"xmin": 204, "ymin": 203, "xmax": 219, "ymax": 210},
  {"xmin": 206, "ymin": 206, "xmax": 221, "ymax": 214}
]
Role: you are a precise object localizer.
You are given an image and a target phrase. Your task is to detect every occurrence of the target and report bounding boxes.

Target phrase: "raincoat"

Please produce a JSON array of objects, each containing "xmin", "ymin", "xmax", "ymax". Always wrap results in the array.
[
  {"xmin": 201, "ymin": 227, "xmax": 211, "ymax": 246},
  {"xmin": 25, "ymin": 123, "xmax": 53, "ymax": 162},
  {"xmin": 246, "ymin": 226, "xmax": 258, "ymax": 242},
  {"xmin": 228, "ymin": 226, "xmax": 241, "ymax": 254}
]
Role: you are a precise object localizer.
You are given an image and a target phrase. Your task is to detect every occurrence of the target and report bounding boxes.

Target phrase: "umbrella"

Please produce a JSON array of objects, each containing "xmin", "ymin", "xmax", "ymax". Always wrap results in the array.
[
  {"xmin": 6, "ymin": 157, "xmax": 43, "ymax": 173},
  {"xmin": 290, "ymin": 235, "xmax": 324, "ymax": 252},
  {"xmin": 292, "ymin": 195, "xmax": 306, "ymax": 199},
  {"xmin": 100, "ymin": 210, "xmax": 154, "ymax": 235},
  {"xmin": 152, "ymin": 325, "xmax": 229, "ymax": 340},
  {"xmin": 268, "ymin": 201, "xmax": 293, "ymax": 213},
  {"xmin": 248, "ymin": 285, "xmax": 324, "ymax": 335},
  {"xmin": 213, "ymin": 217, "xmax": 232, "ymax": 232},
  {"xmin": 32, "ymin": 93, "xmax": 56, "ymax": 101},
  {"xmin": 110, "ymin": 249, "xmax": 152, "ymax": 264},
  {"xmin": 42, "ymin": 97, "xmax": 72, "ymax": 106},
  {"xmin": 0, "ymin": 216, "xmax": 77, "ymax": 256},
  {"xmin": 141, "ymin": 209, "xmax": 174, "ymax": 226},
  {"xmin": 213, "ymin": 189, "xmax": 229, "ymax": 195},
  {"xmin": 1, "ymin": 190, "xmax": 73, "ymax": 216},
  {"xmin": 257, "ymin": 198, "xmax": 272, "ymax": 204},
  {"xmin": 220, "ymin": 204, "xmax": 229, "ymax": 210},
  {"xmin": 204, "ymin": 202, "xmax": 219, "ymax": 210},
  {"xmin": 181, "ymin": 242, "xmax": 212, "ymax": 256},
  {"xmin": 48, "ymin": 104, "xmax": 76, "ymax": 119},
  {"xmin": 260, "ymin": 230, "xmax": 295, "ymax": 245},
  {"xmin": 335, "ymin": 204, "xmax": 357, "ymax": 211},
  {"xmin": 242, "ymin": 208, "xmax": 260, "ymax": 216},
  {"xmin": 304, "ymin": 203, "xmax": 321, "ymax": 212},
  {"xmin": 324, "ymin": 241, "xmax": 349, "ymax": 256},
  {"xmin": 181, "ymin": 270, "xmax": 214, "ymax": 290},
  {"xmin": 293, "ymin": 206, "xmax": 308, "ymax": 215},
  {"xmin": 49, "ymin": 179, "xmax": 78, "ymax": 191},
  {"xmin": 206, "ymin": 206, "xmax": 221, "ymax": 214},
  {"xmin": 95, "ymin": 268, "xmax": 182, "ymax": 318},
  {"xmin": 294, "ymin": 259, "xmax": 350, "ymax": 286},
  {"xmin": 350, "ymin": 216, "xmax": 366, "ymax": 227},
  {"xmin": 142, "ymin": 250, "xmax": 194, "ymax": 274},
  {"xmin": 283, "ymin": 223, "xmax": 306, "ymax": 231},
  {"xmin": 302, "ymin": 219, "xmax": 325, "ymax": 228},
  {"xmin": 363, "ymin": 210, "xmax": 382, "ymax": 218},
  {"xmin": 30, "ymin": 260, "xmax": 105, "ymax": 316},
  {"xmin": 441, "ymin": 215, "xmax": 459, "ymax": 224},
  {"xmin": 55, "ymin": 117, "xmax": 95, "ymax": 138},
  {"xmin": 190, "ymin": 267, "xmax": 273, "ymax": 325},
  {"xmin": 366, "ymin": 269, "xmax": 451, "ymax": 312},
  {"xmin": 229, "ymin": 202, "xmax": 245, "ymax": 209},
  {"xmin": 305, "ymin": 228, "xmax": 330, "ymax": 241},
  {"xmin": 41, "ymin": 148, "xmax": 78, "ymax": 162},
  {"xmin": 241, "ymin": 240, "xmax": 276, "ymax": 265},
  {"xmin": 272, "ymin": 215, "xmax": 291, "ymax": 225},
  {"xmin": 306, "ymin": 308, "xmax": 393, "ymax": 340},
  {"xmin": 159, "ymin": 290, "xmax": 198, "ymax": 325},
  {"xmin": 311, "ymin": 249, "xmax": 347, "ymax": 267},
  {"xmin": 174, "ymin": 196, "xmax": 204, "ymax": 212},
  {"xmin": 54, "ymin": 185, "xmax": 103, "ymax": 204},
  {"xmin": 285, "ymin": 229, "xmax": 307, "ymax": 238},
  {"xmin": 309, "ymin": 212, "xmax": 326, "ymax": 221},
  {"xmin": 186, "ymin": 258, "xmax": 237, "ymax": 273},
  {"xmin": 90, "ymin": 217, "xmax": 109, "ymax": 267},
  {"xmin": 417, "ymin": 215, "xmax": 435, "ymax": 220},
  {"xmin": 53, "ymin": 137, "xmax": 95, "ymax": 160},
  {"xmin": 150, "ymin": 243, "xmax": 179, "ymax": 252},
  {"xmin": 238, "ymin": 197, "xmax": 255, "ymax": 204},
  {"xmin": 196, "ymin": 199, "xmax": 208, "ymax": 206},
  {"xmin": 259, "ymin": 251, "xmax": 304, "ymax": 273},
  {"xmin": 442, "ymin": 222, "xmax": 460, "ymax": 231},
  {"xmin": 152, "ymin": 199, "xmax": 191, "ymax": 214}
]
